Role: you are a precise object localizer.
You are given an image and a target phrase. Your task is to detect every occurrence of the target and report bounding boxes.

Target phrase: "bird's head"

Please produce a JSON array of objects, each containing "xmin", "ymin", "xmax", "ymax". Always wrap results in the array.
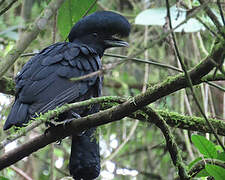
[{"xmin": 68, "ymin": 11, "xmax": 130, "ymax": 56}]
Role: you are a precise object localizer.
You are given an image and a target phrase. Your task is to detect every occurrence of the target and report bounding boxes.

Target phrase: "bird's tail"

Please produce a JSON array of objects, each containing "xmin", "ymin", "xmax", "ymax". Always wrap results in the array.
[
  {"xmin": 3, "ymin": 100, "xmax": 29, "ymax": 130},
  {"xmin": 69, "ymin": 128, "xmax": 100, "ymax": 180}
]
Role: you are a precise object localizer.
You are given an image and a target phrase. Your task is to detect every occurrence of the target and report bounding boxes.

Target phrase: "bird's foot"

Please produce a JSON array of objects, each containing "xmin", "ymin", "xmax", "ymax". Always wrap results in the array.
[
  {"xmin": 129, "ymin": 97, "xmax": 137, "ymax": 106},
  {"xmin": 44, "ymin": 121, "xmax": 57, "ymax": 135},
  {"xmin": 45, "ymin": 121, "xmax": 56, "ymax": 128},
  {"xmin": 70, "ymin": 112, "xmax": 86, "ymax": 136},
  {"xmin": 62, "ymin": 112, "xmax": 81, "ymax": 128},
  {"xmin": 56, "ymin": 139, "xmax": 62, "ymax": 145},
  {"xmin": 71, "ymin": 111, "xmax": 81, "ymax": 119},
  {"xmin": 62, "ymin": 112, "xmax": 86, "ymax": 136}
]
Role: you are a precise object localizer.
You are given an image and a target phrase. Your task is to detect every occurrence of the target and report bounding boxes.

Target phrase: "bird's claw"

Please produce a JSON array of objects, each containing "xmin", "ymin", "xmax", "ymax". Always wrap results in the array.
[
  {"xmin": 45, "ymin": 121, "xmax": 56, "ymax": 128},
  {"xmin": 129, "ymin": 97, "xmax": 137, "ymax": 106},
  {"xmin": 63, "ymin": 118, "xmax": 74, "ymax": 128},
  {"xmin": 62, "ymin": 112, "xmax": 81, "ymax": 129},
  {"xmin": 56, "ymin": 140, "xmax": 62, "ymax": 145},
  {"xmin": 44, "ymin": 121, "xmax": 57, "ymax": 135}
]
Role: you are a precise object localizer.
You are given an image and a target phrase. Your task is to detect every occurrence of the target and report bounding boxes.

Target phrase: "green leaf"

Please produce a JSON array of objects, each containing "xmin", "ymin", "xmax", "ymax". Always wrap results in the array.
[
  {"xmin": 57, "ymin": 0, "xmax": 96, "ymax": 39},
  {"xmin": 191, "ymin": 135, "xmax": 217, "ymax": 158},
  {"xmin": 135, "ymin": 5, "xmax": 205, "ymax": 32},
  {"xmin": 195, "ymin": 169, "xmax": 210, "ymax": 178},
  {"xmin": 188, "ymin": 157, "xmax": 202, "ymax": 170},
  {"xmin": 205, "ymin": 164, "xmax": 225, "ymax": 180},
  {"xmin": 135, "ymin": 6, "xmax": 224, "ymax": 33},
  {"xmin": 217, "ymin": 152, "xmax": 225, "ymax": 162},
  {"xmin": 192, "ymin": 0, "xmax": 200, "ymax": 6},
  {"xmin": 216, "ymin": 145, "xmax": 224, "ymax": 152},
  {"xmin": 0, "ymin": 177, "xmax": 9, "ymax": 180}
]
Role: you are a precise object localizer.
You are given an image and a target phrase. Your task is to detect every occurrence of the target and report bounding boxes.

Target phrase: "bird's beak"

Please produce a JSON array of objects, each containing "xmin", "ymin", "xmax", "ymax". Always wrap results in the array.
[{"xmin": 104, "ymin": 37, "xmax": 129, "ymax": 47}]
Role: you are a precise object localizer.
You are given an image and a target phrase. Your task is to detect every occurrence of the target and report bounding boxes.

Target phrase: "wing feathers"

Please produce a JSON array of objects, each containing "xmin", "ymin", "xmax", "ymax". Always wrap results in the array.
[{"xmin": 5, "ymin": 42, "xmax": 101, "ymax": 127}]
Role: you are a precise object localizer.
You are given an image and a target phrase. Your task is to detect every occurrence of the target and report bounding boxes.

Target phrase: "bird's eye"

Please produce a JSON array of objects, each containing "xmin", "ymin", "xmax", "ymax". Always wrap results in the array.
[{"xmin": 92, "ymin": 33, "xmax": 98, "ymax": 37}]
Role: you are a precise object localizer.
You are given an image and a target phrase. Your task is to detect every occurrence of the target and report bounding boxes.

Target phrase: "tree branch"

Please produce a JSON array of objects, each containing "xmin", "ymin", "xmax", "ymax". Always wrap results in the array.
[
  {"xmin": 0, "ymin": 76, "xmax": 15, "ymax": 95},
  {"xmin": 188, "ymin": 159, "xmax": 225, "ymax": 178},
  {"xmin": 199, "ymin": 0, "xmax": 223, "ymax": 33},
  {"xmin": 0, "ymin": 0, "xmax": 18, "ymax": 16},
  {"xmin": 0, "ymin": 60, "xmax": 224, "ymax": 96},
  {"xmin": 1, "ymin": 95, "xmax": 225, "ymax": 150},
  {"xmin": 0, "ymin": 33, "xmax": 225, "ymax": 169},
  {"xmin": 10, "ymin": 165, "xmax": 33, "ymax": 180},
  {"xmin": 0, "ymin": 37, "xmax": 225, "ymax": 169},
  {"xmin": 143, "ymin": 107, "xmax": 189, "ymax": 179}
]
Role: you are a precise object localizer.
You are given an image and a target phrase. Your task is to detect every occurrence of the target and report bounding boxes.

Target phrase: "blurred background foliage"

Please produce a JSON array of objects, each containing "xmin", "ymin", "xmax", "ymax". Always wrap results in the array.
[{"xmin": 0, "ymin": 0, "xmax": 224, "ymax": 179}]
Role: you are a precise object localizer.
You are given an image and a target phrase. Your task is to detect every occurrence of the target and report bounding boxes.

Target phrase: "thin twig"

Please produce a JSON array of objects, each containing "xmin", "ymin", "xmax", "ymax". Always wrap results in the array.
[
  {"xmin": 144, "ymin": 107, "xmax": 189, "ymax": 180},
  {"xmin": 69, "ymin": 61, "xmax": 121, "ymax": 82},
  {"xmin": 180, "ymin": 2, "xmax": 218, "ymax": 36},
  {"xmin": 216, "ymin": 0, "xmax": 225, "ymax": 26},
  {"xmin": 1, "ymin": 45, "xmax": 225, "ymax": 168},
  {"xmin": 82, "ymin": 0, "xmax": 98, "ymax": 18},
  {"xmin": 166, "ymin": 0, "xmax": 225, "ymax": 151},
  {"xmin": 188, "ymin": 158, "xmax": 225, "ymax": 178},
  {"xmin": 206, "ymin": 81, "xmax": 225, "ymax": 92},
  {"xmin": 198, "ymin": 0, "xmax": 223, "ymax": 34},
  {"xmin": 0, "ymin": 0, "xmax": 18, "ymax": 16},
  {"xmin": 195, "ymin": 17, "xmax": 217, "ymax": 36},
  {"xmin": 104, "ymin": 53, "xmax": 183, "ymax": 72},
  {"xmin": 21, "ymin": 52, "xmax": 37, "ymax": 57},
  {"xmin": 21, "ymin": 51, "xmax": 183, "ymax": 72},
  {"xmin": 10, "ymin": 165, "xmax": 33, "ymax": 180},
  {"xmin": 19, "ymin": 52, "xmax": 225, "ymax": 93}
]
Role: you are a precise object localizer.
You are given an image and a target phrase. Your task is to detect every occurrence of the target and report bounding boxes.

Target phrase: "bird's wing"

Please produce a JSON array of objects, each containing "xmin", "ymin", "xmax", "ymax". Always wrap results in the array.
[{"xmin": 16, "ymin": 42, "xmax": 101, "ymax": 116}]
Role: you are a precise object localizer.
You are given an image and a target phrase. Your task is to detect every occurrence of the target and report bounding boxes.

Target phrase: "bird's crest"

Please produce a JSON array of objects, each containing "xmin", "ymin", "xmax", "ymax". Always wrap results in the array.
[{"xmin": 68, "ymin": 11, "xmax": 130, "ymax": 42}]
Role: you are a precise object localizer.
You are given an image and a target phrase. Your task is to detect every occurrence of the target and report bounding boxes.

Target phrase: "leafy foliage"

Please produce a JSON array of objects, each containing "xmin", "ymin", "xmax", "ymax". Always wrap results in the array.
[
  {"xmin": 191, "ymin": 134, "xmax": 217, "ymax": 158},
  {"xmin": 57, "ymin": 0, "xmax": 96, "ymax": 39},
  {"xmin": 135, "ymin": 5, "xmax": 223, "ymax": 33},
  {"xmin": 205, "ymin": 164, "xmax": 225, "ymax": 180},
  {"xmin": 190, "ymin": 135, "xmax": 225, "ymax": 179},
  {"xmin": 0, "ymin": 0, "xmax": 225, "ymax": 180},
  {"xmin": 0, "ymin": 176, "xmax": 9, "ymax": 180}
]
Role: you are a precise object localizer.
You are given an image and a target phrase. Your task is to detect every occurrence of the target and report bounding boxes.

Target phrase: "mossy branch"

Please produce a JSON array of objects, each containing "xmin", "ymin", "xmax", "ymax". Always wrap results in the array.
[
  {"xmin": 1, "ymin": 93, "xmax": 225, "ymax": 170},
  {"xmin": 143, "ymin": 107, "xmax": 189, "ymax": 179},
  {"xmin": 0, "ymin": 96, "xmax": 124, "ymax": 150},
  {"xmin": 2, "ymin": 95, "xmax": 225, "ymax": 150},
  {"xmin": 0, "ymin": 37, "xmax": 225, "ymax": 172},
  {"xmin": 188, "ymin": 159, "xmax": 225, "ymax": 178},
  {"xmin": 0, "ymin": 76, "xmax": 15, "ymax": 95}
]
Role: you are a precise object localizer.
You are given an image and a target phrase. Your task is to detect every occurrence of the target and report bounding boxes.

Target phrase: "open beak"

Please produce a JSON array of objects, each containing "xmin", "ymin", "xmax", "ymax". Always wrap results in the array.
[{"xmin": 104, "ymin": 37, "xmax": 129, "ymax": 47}]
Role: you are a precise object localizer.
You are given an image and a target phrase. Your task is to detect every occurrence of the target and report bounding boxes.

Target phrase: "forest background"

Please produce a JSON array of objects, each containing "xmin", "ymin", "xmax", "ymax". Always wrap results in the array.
[{"xmin": 0, "ymin": 0, "xmax": 225, "ymax": 180}]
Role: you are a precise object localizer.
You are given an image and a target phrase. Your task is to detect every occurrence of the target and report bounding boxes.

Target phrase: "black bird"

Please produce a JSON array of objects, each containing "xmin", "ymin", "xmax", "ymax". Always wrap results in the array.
[{"xmin": 4, "ymin": 11, "xmax": 130, "ymax": 179}]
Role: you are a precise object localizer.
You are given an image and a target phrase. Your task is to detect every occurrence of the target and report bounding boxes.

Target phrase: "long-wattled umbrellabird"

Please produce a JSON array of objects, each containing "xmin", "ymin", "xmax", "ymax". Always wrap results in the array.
[{"xmin": 4, "ymin": 11, "xmax": 130, "ymax": 180}]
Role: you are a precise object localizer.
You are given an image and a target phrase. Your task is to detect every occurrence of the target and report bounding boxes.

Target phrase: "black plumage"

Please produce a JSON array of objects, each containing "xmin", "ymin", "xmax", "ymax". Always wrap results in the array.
[{"xmin": 4, "ymin": 11, "xmax": 130, "ymax": 180}]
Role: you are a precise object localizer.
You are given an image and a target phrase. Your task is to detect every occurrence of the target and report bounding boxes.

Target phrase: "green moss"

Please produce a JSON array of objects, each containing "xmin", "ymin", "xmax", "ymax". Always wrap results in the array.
[
  {"xmin": 2, "ymin": 76, "xmax": 15, "ymax": 94},
  {"xmin": 210, "ymin": 36, "xmax": 225, "ymax": 55}
]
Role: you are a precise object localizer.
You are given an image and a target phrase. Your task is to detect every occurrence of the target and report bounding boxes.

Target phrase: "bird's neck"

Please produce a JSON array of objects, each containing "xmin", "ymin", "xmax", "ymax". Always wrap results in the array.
[{"xmin": 71, "ymin": 39, "xmax": 105, "ymax": 58}]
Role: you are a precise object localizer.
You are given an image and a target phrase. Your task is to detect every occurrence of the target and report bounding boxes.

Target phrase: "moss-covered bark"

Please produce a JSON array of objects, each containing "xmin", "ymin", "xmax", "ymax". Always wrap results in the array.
[{"xmin": 0, "ymin": 76, "xmax": 15, "ymax": 95}]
